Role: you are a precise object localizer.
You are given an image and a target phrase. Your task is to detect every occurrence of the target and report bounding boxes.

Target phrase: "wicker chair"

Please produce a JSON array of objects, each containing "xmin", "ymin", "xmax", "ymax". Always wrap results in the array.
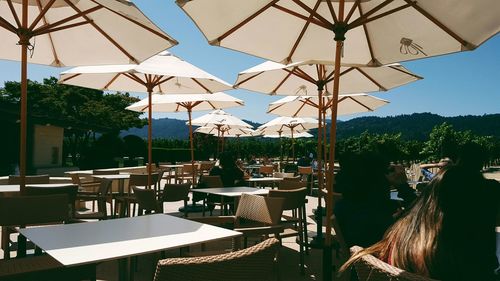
[
  {"xmin": 161, "ymin": 183, "xmax": 191, "ymax": 217},
  {"xmin": 268, "ymin": 187, "xmax": 308, "ymax": 274},
  {"xmin": 190, "ymin": 193, "xmax": 285, "ymax": 250},
  {"xmin": 8, "ymin": 174, "xmax": 50, "ymax": 184},
  {"xmin": 350, "ymin": 246, "xmax": 439, "ymax": 281},
  {"xmin": 0, "ymin": 194, "xmax": 96, "ymax": 281},
  {"xmin": 74, "ymin": 179, "xmax": 112, "ymax": 221},
  {"xmin": 153, "ymin": 238, "xmax": 280, "ymax": 281},
  {"xmin": 259, "ymin": 165, "xmax": 274, "ymax": 177}
]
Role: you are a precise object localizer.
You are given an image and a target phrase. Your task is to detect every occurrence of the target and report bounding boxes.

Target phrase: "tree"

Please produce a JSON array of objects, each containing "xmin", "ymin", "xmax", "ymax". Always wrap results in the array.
[{"xmin": 0, "ymin": 77, "xmax": 146, "ymax": 167}]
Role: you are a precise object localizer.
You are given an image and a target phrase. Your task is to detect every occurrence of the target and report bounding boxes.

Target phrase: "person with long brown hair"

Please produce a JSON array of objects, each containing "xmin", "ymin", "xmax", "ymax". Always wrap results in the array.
[{"xmin": 342, "ymin": 165, "xmax": 500, "ymax": 281}]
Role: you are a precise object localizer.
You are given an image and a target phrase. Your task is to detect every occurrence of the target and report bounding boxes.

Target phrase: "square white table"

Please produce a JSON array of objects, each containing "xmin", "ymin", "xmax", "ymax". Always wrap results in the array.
[
  {"xmin": 20, "ymin": 214, "xmax": 241, "ymax": 279},
  {"xmin": 245, "ymin": 177, "xmax": 284, "ymax": 188}
]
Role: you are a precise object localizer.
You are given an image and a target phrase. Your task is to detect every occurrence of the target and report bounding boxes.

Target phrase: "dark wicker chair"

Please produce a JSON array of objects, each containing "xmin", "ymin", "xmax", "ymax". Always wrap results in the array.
[
  {"xmin": 8, "ymin": 174, "xmax": 50, "ymax": 184},
  {"xmin": 350, "ymin": 246, "xmax": 439, "ymax": 281},
  {"xmin": 153, "ymin": 238, "xmax": 280, "ymax": 281}
]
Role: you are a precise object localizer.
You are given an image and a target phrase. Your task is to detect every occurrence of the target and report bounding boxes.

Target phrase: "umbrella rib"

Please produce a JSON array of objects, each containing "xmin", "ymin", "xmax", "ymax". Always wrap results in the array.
[
  {"xmin": 325, "ymin": 67, "xmax": 355, "ymax": 84},
  {"xmin": 0, "ymin": 15, "xmax": 18, "ymax": 33},
  {"xmin": 62, "ymin": 0, "xmax": 139, "ymax": 63},
  {"xmin": 356, "ymin": 67, "xmax": 387, "ymax": 91},
  {"xmin": 6, "ymin": 0, "xmax": 21, "ymax": 28},
  {"xmin": 33, "ymin": 5, "xmax": 102, "ymax": 36},
  {"xmin": 36, "ymin": 20, "xmax": 92, "ymax": 37},
  {"xmin": 292, "ymin": 67, "xmax": 318, "ymax": 85},
  {"xmin": 206, "ymin": 100, "xmax": 216, "ymax": 109},
  {"xmin": 89, "ymin": 0, "xmax": 177, "ymax": 44},
  {"xmin": 387, "ymin": 65, "xmax": 423, "ymax": 80},
  {"xmin": 59, "ymin": 73, "xmax": 81, "ymax": 83},
  {"xmin": 271, "ymin": 68, "xmax": 295, "ymax": 94},
  {"xmin": 35, "ymin": 0, "xmax": 61, "ymax": 66},
  {"xmin": 291, "ymin": 0, "xmax": 333, "ymax": 27},
  {"xmin": 293, "ymin": 101, "xmax": 308, "ymax": 117},
  {"xmin": 267, "ymin": 102, "xmax": 288, "ymax": 114},
  {"xmin": 350, "ymin": 3, "xmax": 412, "ymax": 29},
  {"xmin": 348, "ymin": 96, "xmax": 373, "ymax": 111},
  {"xmin": 272, "ymin": 4, "xmax": 330, "ymax": 30},
  {"xmin": 344, "ymin": 0, "xmax": 361, "ymax": 23},
  {"xmin": 325, "ymin": 0, "xmax": 338, "ymax": 24},
  {"xmin": 357, "ymin": 5, "xmax": 377, "ymax": 66},
  {"xmin": 348, "ymin": 0, "xmax": 394, "ymax": 28},
  {"xmin": 286, "ymin": 0, "xmax": 322, "ymax": 63},
  {"xmin": 234, "ymin": 71, "xmax": 264, "ymax": 87},
  {"xmin": 123, "ymin": 73, "xmax": 147, "ymax": 87},
  {"xmin": 402, "ymin": 0, "xmax": 472, "ymax": 48},
  {"xmin": 191, "ymin": 78, "xmax": 213, "ymax": 93},
  {"xmin": 29, "ymin": 0, "xmax": 56, "ymax": 31},
  {"xmin": 216, "ymin": 0, "xmax": 280, "ymax": 43},
  {"xmin": 103, "ymin": 73, "xmax": 122, "ymax": 90},
  {"xmin": 157, "ymin": 76, "xmax": 174, "ymax": 85}
]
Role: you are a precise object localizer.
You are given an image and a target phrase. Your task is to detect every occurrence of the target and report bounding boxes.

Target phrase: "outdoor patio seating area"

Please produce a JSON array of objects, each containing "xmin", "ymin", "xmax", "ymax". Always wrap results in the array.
[{"xmin": 0, "ymin": 1, "xmax": 499, "ymax": 281}]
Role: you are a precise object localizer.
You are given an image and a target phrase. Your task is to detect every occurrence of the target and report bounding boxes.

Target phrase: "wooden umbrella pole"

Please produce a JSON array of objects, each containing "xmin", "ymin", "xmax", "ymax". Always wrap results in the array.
[
  {"xmin": 324, "ymin": 3, "xmax": 345, "ymax": 280},
  {"xmin": 147, "ymin": 88, "xmax": 153, "ymax": 187},
  {"xmin": 188, "ymin": 108, "xmax": 195, "ymax": 185},
  {"xmin": 291, "ymin": 127, "xmax": 295, "ymax": 162},
  {"xmin": 19, "ymin": 0, "xmax": 29, "ymax": 192}
]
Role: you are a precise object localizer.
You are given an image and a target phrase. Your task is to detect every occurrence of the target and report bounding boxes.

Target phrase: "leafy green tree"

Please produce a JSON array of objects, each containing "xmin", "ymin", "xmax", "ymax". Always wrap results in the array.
[{"xmin": 0, "ymin": 77, "xmax": 145, "ymax": 167}]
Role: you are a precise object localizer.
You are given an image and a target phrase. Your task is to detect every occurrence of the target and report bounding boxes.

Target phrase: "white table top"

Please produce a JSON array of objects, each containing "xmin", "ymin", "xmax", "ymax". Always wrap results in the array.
[
  {"xmin": 245, "ymin": 177, "xmax": 284, "ymax": 182},
  {"xmin": 91, "ymin": 174, "xmax": 130, "ymax": 180},
  {"xmin": 192, "ymin": 186, "xmax": 269, "ymax": 197},
  {"xmin": 20, "ymin": 214, "xmax": 241, "ymax": 267},
  {"xmin": 0, "ymin": 183, "xmax": 77, "ymax": 193},
  {"xmin": 159, "ymin": 164, "xmax": 184, "ymax": 169},
  {"xmin": 65, "ymin": 170, "xmax": 93, "ymax": 175}
]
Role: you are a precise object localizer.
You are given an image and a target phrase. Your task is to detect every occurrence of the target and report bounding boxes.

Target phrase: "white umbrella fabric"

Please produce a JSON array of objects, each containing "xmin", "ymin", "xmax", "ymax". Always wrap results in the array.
[
  {"xmin": 257, "ymin": 116, "xmax": 317, "ymax": 161},
  {"xmin": 1, "ymin": 0, "xmax": 177, "ymax": 188},
  {"xmin": 191, "ymin": 109, "xmax": 253, "ymax": 155},
  {"xmin": 177, "ymin": 1, "xmax": 500, "ymax": 277},
  {"xmin": 195, "ymin": 126, "xmax": 255, "ymax": 138},
  {"xmin": 236, "ymin": 61, "xmax": 421, "ymax": 96},
  {"xmin": 268, "ymin": 93, "xmax": 389, "ymax": 118},
  {"xmin": 263, "ymin": 131, "xmax": 313, "ymax": 139},
  {"xmin": 61, "ymin": 51, "xmax": 233, "ymax": 185}
]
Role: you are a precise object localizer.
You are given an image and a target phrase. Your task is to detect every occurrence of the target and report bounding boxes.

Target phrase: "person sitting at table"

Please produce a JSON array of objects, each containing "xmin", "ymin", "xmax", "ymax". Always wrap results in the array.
[
  {"xmin": 297, "ymin": 155, "xmax": 310, "ymax": 167},
  {"xmin": 334, "ymin": 151, "xmax": 416, "ymax": 248},
  {"xmin": 419, "ymin": 157, "xmax": 454, "ymax": 181},
  {"xmin": 341, "ymin": 165, "xmax": 500, "ymax": 281},
  {"xmin": 210, "ymin": 152, "xmax": 245, "ymax": 187}
]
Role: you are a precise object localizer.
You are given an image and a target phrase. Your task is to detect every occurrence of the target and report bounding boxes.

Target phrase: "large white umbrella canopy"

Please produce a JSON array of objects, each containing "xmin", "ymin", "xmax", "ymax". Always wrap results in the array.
[
  {"xmin": 268, "ymin": 93, "xmax": 389, "ymax": 118},
  {"xmin": 125, "ymin": 92, "xmax": 243, "ymax": 113},
  {"xmin": 190, "ymin": 109, "xmax": 253, "ymax": 129},
  {"xmin": 258, "ymin": 116, "xmax": 317, "ymax": 160},
  {"xmin": 235, "ymin": 61, "xmax": 421, "ymax": 96},
  {"xmin": 191, "ymin": 109, "xmax": 253, "ymax": 155},
  {"xmin": 263, "ymin": 131, "xmax": 313, "ymax": 139},
  {"xmin": 60, "ymin": 51, "xmax": 233, "ymax": 185},
  {"xmin": 177, "ymin": 0, "xmax": 499, "ymax": 65},
  {"xmin": 195, "ymin": 126, "xmax": 255, "ymax": 138},
  {"xmin": 2, "ymin": 0, "xmax": 177, "ymax": 188}
]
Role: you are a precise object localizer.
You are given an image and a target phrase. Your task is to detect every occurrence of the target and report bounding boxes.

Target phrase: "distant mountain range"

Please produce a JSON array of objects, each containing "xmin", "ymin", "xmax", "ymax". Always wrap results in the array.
[{"xmin": 121, "ymin": 113, "xmax": 500, "ymax": 141}]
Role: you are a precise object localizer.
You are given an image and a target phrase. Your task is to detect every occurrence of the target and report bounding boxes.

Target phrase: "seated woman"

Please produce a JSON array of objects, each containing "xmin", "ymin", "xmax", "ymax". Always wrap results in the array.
[
  {"xmin": 209, "ymin": 152, "xmax": 245, "ymax": 187},
  {"xmin": 334, "ymin": 151, "xmax": 416, "ymax": 248},
  {"xmin": 342, "ymin": 165, "xmax": 500, "ymax": 281}
]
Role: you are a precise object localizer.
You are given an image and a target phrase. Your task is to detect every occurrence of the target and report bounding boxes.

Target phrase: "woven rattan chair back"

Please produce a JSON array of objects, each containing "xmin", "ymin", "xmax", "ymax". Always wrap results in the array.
[
  {"xmin": 350, "ymin": 246, "xmax": 440, "ymax": 281},
  {"xmin": 129, "ymin": 173, "xmax": 157, "ymax": 189},
  {"xmin": 25, "ymin": 184, "xmax": 78, "ymax": 217},
  {"xmin": 235, "ymin": 194, "xmax": 284, "ymax": 226},
  {"xmin": 278, "ymin": 180, "xmax": 306, "ymax": 190},
  {"xmin": 162, "ymin": 183, "xmax": 191, "ymax": 202},
  {"xmin": 133, "ymin": 186, "xmax": 161, "ymax": 214},
  {"xmin": 268, "ymin": 187, "xmax": 307, "ymax": 211},
  {"xmin": 259, "ymin": 165, "xmax": 274, "ymax": 177},
  {"xmin": 8, "ymin": 174, "xmax": 50, "ymax": 184},
  {"xmin": 0, "ymin": 194, "xmax": 69, "ymax": 226},
  {"xmin": 198, "ymin": 175, "xmax": 224, "ymax": 188},
  {"xmin": 298, "ymin": 166, "xmax": 313, "ymax": 175},
  {"xmin": 273, "ymin": 172, "xmax": 295, "ymax": 178},
  {"xmin": 153, "ymin": 238, "xmax": 280, "ymax": 281}
]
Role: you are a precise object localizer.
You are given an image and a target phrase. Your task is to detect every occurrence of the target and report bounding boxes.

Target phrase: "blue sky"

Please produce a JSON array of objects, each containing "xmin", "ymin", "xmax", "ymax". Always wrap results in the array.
[{"xmin": 0, "ymin": 1, "xmax": 498, "ymax": 123}]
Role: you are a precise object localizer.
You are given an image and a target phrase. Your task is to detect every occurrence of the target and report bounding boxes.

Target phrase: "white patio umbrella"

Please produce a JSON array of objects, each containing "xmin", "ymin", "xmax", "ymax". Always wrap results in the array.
[
  {"xmin": 1, "ymin": 0, "xmax": 177, "ymax": 188},
  {"xmin": 235, "ymin": 61, "xmax": 421, "ymax": 96},
  {"xmin": 177, "ymin": 3, "xmax": 500, "ymax": 269},
  {"xmin": 126, "ymin": 92, "xmax": 244, "ymax": 183},
  {"xmin": 263, "ymin": 131, "xmax": 313, "ymax": 139},
  {"xmin": 60, "ymin": 51, "xmax": 233, "ymax": 186},
  {"xmin": 191, "ymin": 109, "xmax": 253, "ymax": 155},
  {"xmin": 268, "ymin": 93, "xmax": 389, "ymax": 118},
  {"xmin": 257, "ymin": 117, "xmax": 317, "ymax": 161},
  {"xmin": 195, "ymin": 126, "xmax": 255, "ymax": 154}
]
